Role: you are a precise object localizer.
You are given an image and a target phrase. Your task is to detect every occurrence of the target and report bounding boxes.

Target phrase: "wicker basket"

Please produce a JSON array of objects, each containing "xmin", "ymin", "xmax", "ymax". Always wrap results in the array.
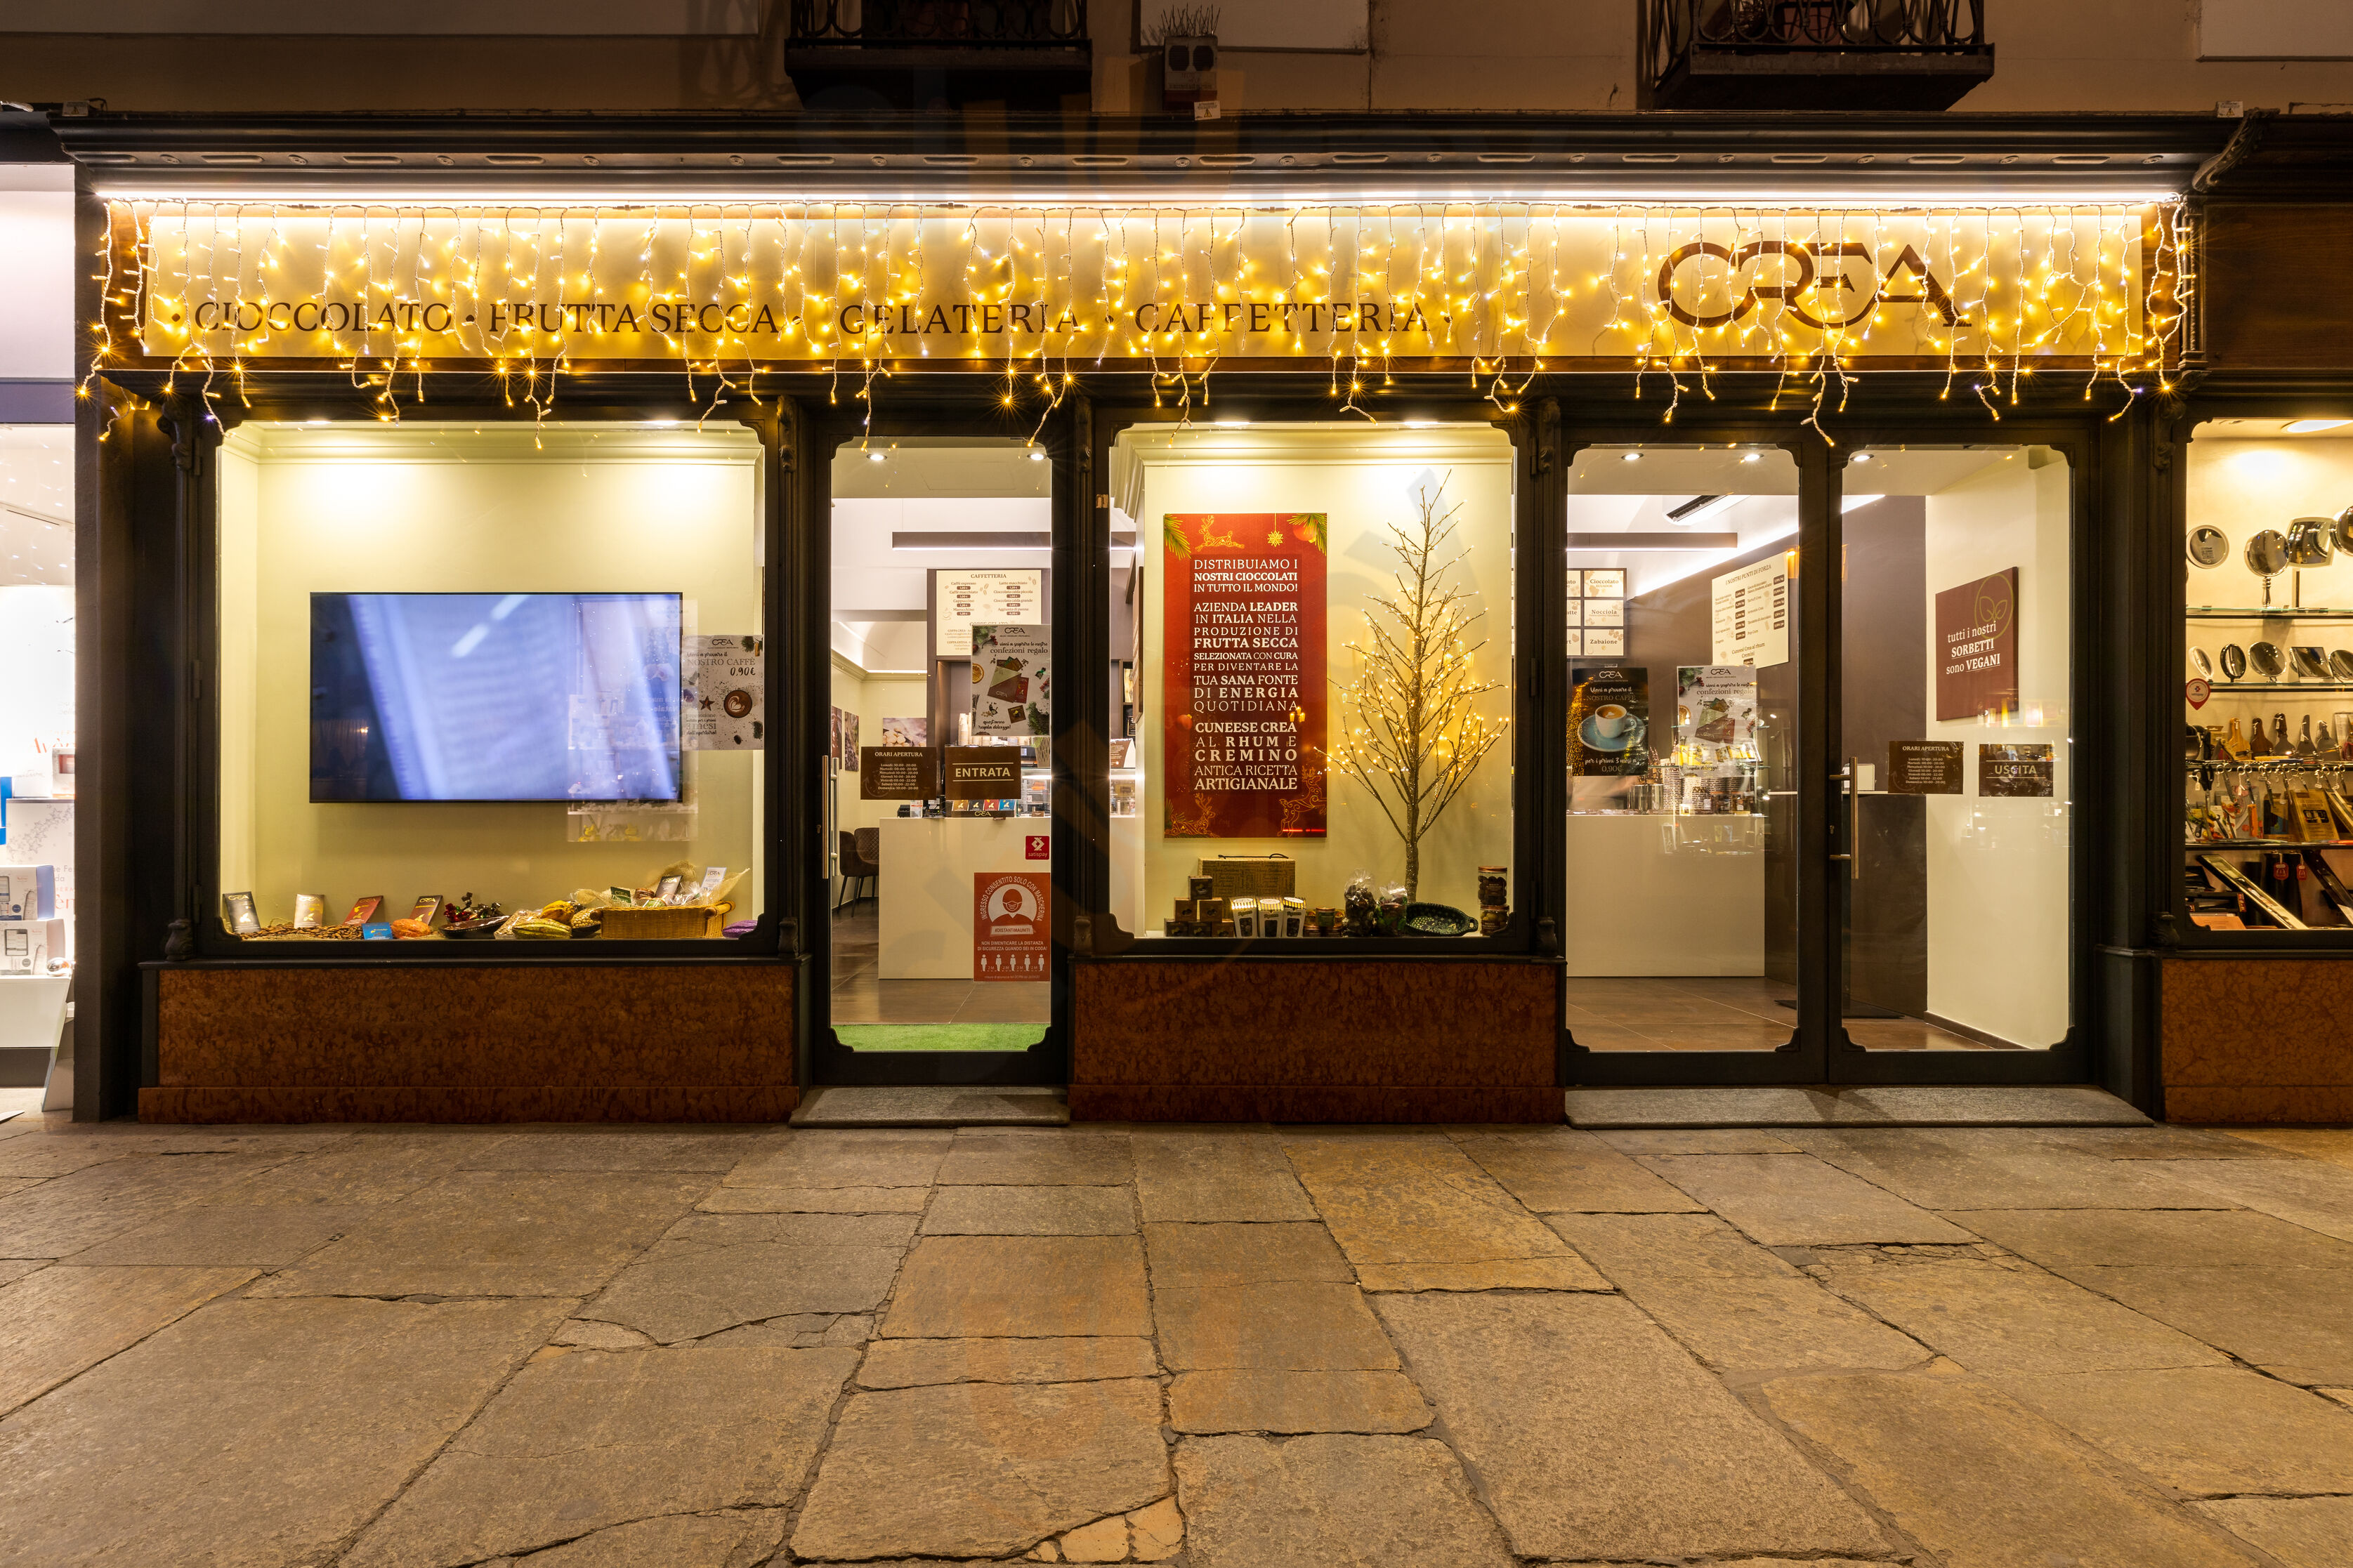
[
  {"xmin": 1196, "ymin": 855, "xmax": 1297, "ymax": 900},
  {"xmin": 596, "ymin": 905, "xmax": 723, "ymax": 940}
]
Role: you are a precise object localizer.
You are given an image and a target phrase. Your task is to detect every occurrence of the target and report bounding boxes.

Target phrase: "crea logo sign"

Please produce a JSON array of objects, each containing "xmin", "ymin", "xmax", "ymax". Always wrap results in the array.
[{"xmin": 1657, "ymin": 242, "xmax": 1964, "ymax": 331}]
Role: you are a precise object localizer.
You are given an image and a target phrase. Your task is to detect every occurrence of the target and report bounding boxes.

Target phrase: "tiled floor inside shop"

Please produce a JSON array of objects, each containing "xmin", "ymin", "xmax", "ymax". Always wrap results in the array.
[
  {"xmin": 6, "ymin": 1107, "xmax": 2353, "ymax": 1565},
  {"xmin": 1568, "ymin": 976, "xmax": 2000, "ymax": 1051}
]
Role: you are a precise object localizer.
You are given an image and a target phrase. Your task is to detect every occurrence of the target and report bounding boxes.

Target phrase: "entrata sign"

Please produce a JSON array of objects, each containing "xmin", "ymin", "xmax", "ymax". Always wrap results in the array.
[{"xmin": 108, "ymin": 201, "xmax": 2177, "ymax": 370}]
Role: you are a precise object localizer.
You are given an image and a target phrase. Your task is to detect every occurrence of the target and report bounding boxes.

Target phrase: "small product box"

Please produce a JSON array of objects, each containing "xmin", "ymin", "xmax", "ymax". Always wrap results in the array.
[
  {"xmin": 0, "ymin": 918, "xmax": 65, "ymax": 975},
  {"xmin": 1282, "ymin": 896, "xmax": 1308, "ymax": 937},
  {"xmin": 0, "ymin": 865, "xmax": 57, "ymax": 921},
  {"xmin": 1188, "ymin": 876, "xmax": 1216, "ymax": 902},
  {"xmin": 1231, "ymin": 897, "xmax": 1260, "ymax": 938}
]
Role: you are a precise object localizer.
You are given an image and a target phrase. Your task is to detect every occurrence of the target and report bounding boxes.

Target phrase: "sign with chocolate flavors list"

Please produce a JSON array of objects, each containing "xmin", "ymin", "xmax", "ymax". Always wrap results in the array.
[{"xmin": 1162, "ymin": 513, "xmax": 1328, "ymax": 837}]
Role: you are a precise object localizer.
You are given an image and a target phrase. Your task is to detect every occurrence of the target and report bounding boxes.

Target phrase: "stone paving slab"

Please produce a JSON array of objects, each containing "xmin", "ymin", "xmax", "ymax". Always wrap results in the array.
[
  {"xmin": 2152, "ymin": 1157, "xmax": 2353, "ymax": 1244},
  {"xmin": 478, "ymin": 1509, "xmax": 788, "ymax": 1568},
  {"xmin": 699, "ymin": 1315, "xmax": 873, "ymax": 1349},
  {"xmin": 1955, "ymin": 1206, "xmax": 2353, "ymax": 1271},
  {"xmin": 0, "ymin": 1297, "xmax": 568, "ymax": 1567},
  {"xmin": 1280, "ymin": 1133, "xmax": 1583, "ymax": 1270},
  {"xmin": 1618, "ymin": 1273, "xmax": 1933, "ymax": 1373},
  {"xmin": 1356, "ymin": 1257, "xmax": 1610, "ymax": 1291},
  {"xmin": 2194, "ymin": 1497, "xmax": 2353, "ymax": 1568},
  {"xmin": 578, "ymin": 1213, "xmax": 907, "ymax": 1343},
  {"xmin": 1451, "ymin": 1128, "xmax": 1706, "ymax": 1213},
  {"xmin": 697, "ymin": 1184, "xmax": 930, "ymax": 1213},
  {"xmin": 1593, "ymin": 1128, "xmax": 1805, "ymax": 1154},
  {"xmin": 936, "ymin": 1131, "xmax": 1134, "ymax": 1186},
  {"xmin": 1132, "ymin": 1129, "xmax": 1318, "ymax": 1223},
  {"xmin": 922, "ymin": 1184, "xmax": 1136, "ymax": 1235},
  {"xmin": 721, "ymin": 1129, "xmax": 951, "ymax": 1189},
  {"xmin": 789, "ymin": 1085, "xmax": 1070, "ymax": 1127},
  {"xmin": 2059, "ymin": 1264, "xmax": 2353, "ymax": 1386},
  {"xmin": 1155, "ymin": 1281, "xmax": 1401, "ymax": 1371},
  {"xmin": 347, "ymin": 1345, "xmax": 856, "ymax": 1568},
  {"xmin": 1811, "ymin": 1253, "xmax": 2229, "ymax": 1375},
  {"xmin": 1145, "ymin": 1221, "xmax": 1352, "ymax": 1286},
  {"xmin": 1637, "ymin": 1154, "xmax": 1974, "ymax": 1245},
  {"xmin": 791, "ymin": 1378, "xmax": 1167, "ymax": 1560},
  {"xmin": 2217, "ymin": 1128, "xmax": 2353, "ymax": 1170},
  {"xmin": 858, "ymin": 1336, "xmax": 1158, "ymax": 1388},
  {"xmin": 1776, "ymin": 1128, "xmax": 2235, "ymax": 1211},
  {"xmin": 1547, "ymin": 1211, "xmax": 1807, "ymax": 1279},
  {"xmin": 1994, "ymin": 1366, "xmax": 2353, "ymax": 1496},
  {"xmin": 251, "ymin": 1171, "xmax": 709, "ymax": 1300},
  {"xmin": 2040, "ymin": 1126, "xmax": 2302, "ymax": 1161},
  {"xmin": 450, "ymin": 1131, "xmax": 759, "ymax": 1172},
  {"xmin": 1176, "ymin": 1434, "xmax": 1516, "ymax": 1568},
  {"xmin": 0, "ymin": 1152, "xmax": 286, "ymax": 1258},
  {"xmin": 1567, "ymin": 1084, "xmax": 2145, "ymax": 1128},
  {"xmin": 1376, "ymin": 1291, "xmax": 1887, "ymax": 1560},
  {"xmin": 1763, "ymin": 1371, "xmax": 2262, "ymax": 1568},
  {"xmin": 884, "ymin": 1235, "xmax": 1152, "ymax": 1339},
  {"xmin": 1168, "ymin": 1369, "xmax": 1432, "ymax": 1433},
  {"xmin": 199, "ymin": 1137, "xmax": 480, "ymax": 1206},
  {"xmin": 0, "ymin": 1263, "xmax": 255, "ymax": 1416},
  {"xmin": 65, "ymin": 1202, "xmax": 369, "ymax": 1266}
]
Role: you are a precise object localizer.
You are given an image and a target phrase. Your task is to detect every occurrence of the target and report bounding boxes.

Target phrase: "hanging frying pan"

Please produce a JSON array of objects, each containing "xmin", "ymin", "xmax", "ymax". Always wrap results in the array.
[{"xmin": 2288, "ymin": 518, "xmax": 2338, "ymax": 567}]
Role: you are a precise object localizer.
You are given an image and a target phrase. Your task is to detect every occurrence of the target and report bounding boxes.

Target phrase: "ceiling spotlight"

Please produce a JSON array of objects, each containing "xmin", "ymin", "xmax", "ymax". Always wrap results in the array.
[
  {"xmin": 1853, "ymin": 453, "xmax": 1875, "ymax": 464},
  {"xmin": 1621, "ymin": 452, "xmax": 1641, "ymax": 463},
  {"xmin": 867, "ymin": 450, "xmax": 886, "ymax": 463},
  {"xmin": 2286, "ymin": 419, "xmax": 2352, "ymax": 435},
  {"xmin": 1028, "ymin": 449, "xmax": 1046, "ymax": 462}
]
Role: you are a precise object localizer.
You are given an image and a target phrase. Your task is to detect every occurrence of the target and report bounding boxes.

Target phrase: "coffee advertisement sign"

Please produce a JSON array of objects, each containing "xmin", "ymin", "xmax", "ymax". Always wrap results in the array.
[
  {"xmin": 1572, "ymin": 666, "xmax": 1651, "ymax": 776},
  {"xmin": 1935, "ymin": 567, "xmax": 2019, "ymax": 722},
  {"xmin": 1162, "ymin": 512, "xmax": 1328, "ymax": 838}
]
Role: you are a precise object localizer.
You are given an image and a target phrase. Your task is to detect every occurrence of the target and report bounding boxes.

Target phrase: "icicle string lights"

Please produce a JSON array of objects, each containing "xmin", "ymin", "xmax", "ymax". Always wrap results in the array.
[{"xmin": 99, "ymin": 199, "xmax": 2186, "ymax": 419}]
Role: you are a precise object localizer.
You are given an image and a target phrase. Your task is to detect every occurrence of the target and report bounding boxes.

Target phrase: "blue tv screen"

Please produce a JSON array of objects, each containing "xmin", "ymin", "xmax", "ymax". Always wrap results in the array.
[{"xmin": 310, "ymin": 592, "xmax": 683, "ymax": 803}]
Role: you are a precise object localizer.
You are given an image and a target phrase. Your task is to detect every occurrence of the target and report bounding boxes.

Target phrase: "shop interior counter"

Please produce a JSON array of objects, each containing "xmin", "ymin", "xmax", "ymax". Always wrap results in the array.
[
  {"xmin": 878, "ymin": 817, "xmax": 1044, "ymax": 979},
  {"xmin": 1563, "ymin": 812, "xmax": 1767, "ymax": 976}
]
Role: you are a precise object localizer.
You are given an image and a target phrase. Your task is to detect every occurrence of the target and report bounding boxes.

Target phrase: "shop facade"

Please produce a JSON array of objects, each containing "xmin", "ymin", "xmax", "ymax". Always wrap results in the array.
[{"xmin": 45, "ymin": 110, "xmax": 2353, "ymax": 1125}]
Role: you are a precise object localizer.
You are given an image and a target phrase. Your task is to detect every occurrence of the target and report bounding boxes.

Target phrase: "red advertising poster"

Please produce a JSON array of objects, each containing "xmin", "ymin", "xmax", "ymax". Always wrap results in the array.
[
  {"xmin": 974, "ymin": 871, "xmax": 1051, "ymax": 982},
  {"xmin": 1162, "ymin": 513, "xmax": 1328, "ymax": 837}
]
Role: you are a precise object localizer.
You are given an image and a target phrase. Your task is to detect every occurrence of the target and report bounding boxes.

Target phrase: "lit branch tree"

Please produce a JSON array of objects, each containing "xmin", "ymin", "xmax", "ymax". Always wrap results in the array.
[{"xmin": 1331, "ymin": 471, "xmax": 1509, "ymax": 903}]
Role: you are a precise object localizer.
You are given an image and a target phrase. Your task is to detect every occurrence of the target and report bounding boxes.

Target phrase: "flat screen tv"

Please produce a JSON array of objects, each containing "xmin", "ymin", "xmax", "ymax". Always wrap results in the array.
[{"xmin": 310, "ymin": 591, "xmax": 683, "ymax": 803}]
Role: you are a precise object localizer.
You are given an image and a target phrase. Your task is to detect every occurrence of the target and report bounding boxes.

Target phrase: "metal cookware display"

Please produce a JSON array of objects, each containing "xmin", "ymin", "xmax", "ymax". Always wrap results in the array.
[
  {"xmin": 2190, "ymin": 646, "xmax": 2214, "ymax": 679},
  {"xmin": 2246, "ymin": 529, "xmax": 2292, "ymax": 579},
  {"xmin": 2187, "ymin": 525, "xmax": 2230, "ymax": 568},
  {"xmin": 2221, "ymin": 643, "xmax": 2248, "ymax": 680},
  {"xmin": 2253, "ymin": 642, "xmax": 2288, "ymax": 678},
  {"xmin": 2288, "ymin": 518, "xmax": 2339, "ymax": 567},
  {"xmin": 2293, "ymin": 645, "xmax": 2333, "ymax": 680},
  {"xmin": 2333, "ymin": 650, "xmax": 2353, "ymax": 681},
  {"xmin": 2334, "ymin": 505, "xmax": 2353, "ymax": 557}
]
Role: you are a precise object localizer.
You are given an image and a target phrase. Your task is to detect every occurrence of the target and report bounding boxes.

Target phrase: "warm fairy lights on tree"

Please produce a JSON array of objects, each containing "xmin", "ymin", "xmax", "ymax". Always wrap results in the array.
[
  {"xmin": 86, "ymin": 199, "xmax": 2188, "ymax": 431},
  {"xmin": 1330, "ymin": 472, "xmax": 1509, "ymax": 904}
]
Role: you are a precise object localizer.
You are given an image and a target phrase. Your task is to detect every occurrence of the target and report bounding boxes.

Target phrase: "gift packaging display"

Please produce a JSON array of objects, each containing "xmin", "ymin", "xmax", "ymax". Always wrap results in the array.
[
  {"xmin": 225, "ymin": 862, "xmax": 747, "ymax": 942},
  {"xmin": 1160, "ymin": 866, "xmax": 1499, "ymax": 940}
]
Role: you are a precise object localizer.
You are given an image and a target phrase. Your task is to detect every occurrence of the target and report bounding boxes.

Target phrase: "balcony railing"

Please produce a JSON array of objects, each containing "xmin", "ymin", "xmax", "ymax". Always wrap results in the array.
[
  {"xmin": 1643, "ymin": 0, "xmax": 1993, "ymax": 110},
  {"xmin": 789, "ymin": 0, "xmax": 1087, "ymax": 48}
]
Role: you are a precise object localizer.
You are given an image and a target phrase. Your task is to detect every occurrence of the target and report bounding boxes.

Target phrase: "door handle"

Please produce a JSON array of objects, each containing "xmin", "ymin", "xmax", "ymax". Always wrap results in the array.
[{"xmin": 1832, "ymin": 760, "xmax": 1860, "ymax": 881}]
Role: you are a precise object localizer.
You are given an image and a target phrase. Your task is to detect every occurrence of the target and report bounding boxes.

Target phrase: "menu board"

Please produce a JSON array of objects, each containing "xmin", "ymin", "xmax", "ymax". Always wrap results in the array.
[
  {"xmin": 1711, "ymin": 555, "xmax": 1790, "ymax": 668},
  {"xmin": 1935, "ymin": 567, "xmax": 2019, "ymax": 722},
  {"xmin": 1162, "ymin": 512, "xmax": 1328, "ymax": 838},
  {"xmin": 936, "ymin": 569, "xmax": 1042, "ymax": 657}
]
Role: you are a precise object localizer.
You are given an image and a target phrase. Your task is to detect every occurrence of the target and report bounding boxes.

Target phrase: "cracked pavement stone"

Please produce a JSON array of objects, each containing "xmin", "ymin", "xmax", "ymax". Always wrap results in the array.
[
  {"xmin": 249, "ymin": 1171, "xmax": 708, "ymax": 1299},
  {"xmin": 697, "ymin": 1313, "xmax": 874, "ymax": 1348},
  {"xmin": 346, "ymin": 1344, "xmax": 856, "ymax": 1568},
  {"xmin": 1168, "ymin": 1369, "xmax": 1432, "ymax": 1433},
  {"xmin": 452, "ymin": 1132, "xmax": 760, "ymax": 1173},
  {"xmin": 1635, "ymin": 1153, "xmax": 1974, "ymax": 1246},
  {"xmin": 1775, "ymin": 1128, "xmax": 2237, "ymax": 1211},
  {"xmin": 0, "ymin": 1297, "xmax": 567, "ymax": 1566},
  {"xmin": 0, "ymin": 1263, "xmax": 256, "ymax": 1416},
  {"xmin": 1954, "ymin": 1206, "xmax": 2353, "ymax": 1272},
  {"xmin": 1453, "ymin": 1128, "xmax": 1706, "ymax": 1213},
  {"xmin": 884, "ymin": 1236, "xmax": 1152, "ymax": 1339},
  {"xmin": 1131, "ymin": 1130, "xmax": 1318, "ymax": 1223},
  {"xmin": 859, "ymin": 1336, "xmax": 1158, "ymax": 1388},
  {"xmin": 1764, "ymin": 1371, "xmax": 2266, "ymax": 1568},
  {"xmin": 791, "ymin": 1378, "xmax": 1167, "ymax": 1560},
  {"xmin": 721, "ymin": 1130, "xmax": 951, "ymax": 1190},
  {"xmin": 922, "ymin": 1185, "xmax": 1136, "ymax": 1236},
  {"xmin": 936, "ymin": 1131, "xmax": 1134, "ymax": 1187},
  {"xmin": 1376, "ymin": 1291, "xmax": 1885, "ymax": 1560},
  {"xmin": 1176, "ymin": 1433, "xmax": 1516, "ymax": 1568},
  {"xmin": 0, "ymin": 1153, "xmax": 288, "ymax": 1259},
  {"xmin": 2194, "ymin": 1497, "xmax": 2353, "ymax": 1568},
  {"xmin": 65, "ymin": 1202, "xmax": 370, "ymax": 1267},
  {"xmin": 1280, "ymin": 1132, "xmax": 1584, "ymax": 1272},
  {"xmin": 579, "ymin": 1214, "xmax": 907, "ymax": 1343},
  {"xmin": 697, "ymin": 1185, "xmax": 929, "ymax": 1214},
  {"xmin": 483, "ymin": 1509, "xmax": 788, "ymax": 1567},
  {"xmin": 1994, "ymin": 1366, "xmax": 2353, "ymax": 1496}
]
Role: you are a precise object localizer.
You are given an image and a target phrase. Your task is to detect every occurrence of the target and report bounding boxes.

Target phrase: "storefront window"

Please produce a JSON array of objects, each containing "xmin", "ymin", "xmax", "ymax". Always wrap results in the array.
[
  {"xmin": 2182, "ymin": 418, "xmax": 2353, "ymax": 932},
  {"xmin": 1112, "ymin": 423, "xmax": 1516, "ymax": 942},
  {"xmin": 1563, "ymin": 444, "xmax": 1799, "ymax": 1050},
  {"xmin": 213, "ymin": 422, "xmax": 766, "ymax": 946},
  {"xmin": 1842, "ymin": 444, "xmax": 2071, "ymax": 1050},
  {"xmin": 828, "ymin": 438, "xmax": 1051, "ymax": 1047},
  {"xmin": 0, "ymin": 425, "xmax": 74, "ymax": 986}
]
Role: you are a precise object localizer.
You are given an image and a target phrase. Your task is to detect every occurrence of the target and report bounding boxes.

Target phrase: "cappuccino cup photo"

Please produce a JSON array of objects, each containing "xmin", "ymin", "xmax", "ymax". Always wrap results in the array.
[{"xmin": 1594, "ymin": 704, "xmax": 1629, "ymax": 738}]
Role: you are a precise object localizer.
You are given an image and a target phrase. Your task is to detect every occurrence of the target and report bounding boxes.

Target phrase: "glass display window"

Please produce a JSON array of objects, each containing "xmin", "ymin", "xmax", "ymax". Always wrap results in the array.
[
  {"xmin": 1110, "ymin": 423, "xmax": 1517, "ymax": 943},
  {"xmin": 211, "ymin": 421, "xmax": 767, "ymax": 948},
  {"xmin": 0, "ymin": 424, "xmax": 76, "ymax": 980},
  {"xmin": 825, "ymin": 437, "xmax": 1054, "ymax": 1053},
  {"xmin": 2182, "ymin": 417, "xmax": 2353, "ymax": 933}
]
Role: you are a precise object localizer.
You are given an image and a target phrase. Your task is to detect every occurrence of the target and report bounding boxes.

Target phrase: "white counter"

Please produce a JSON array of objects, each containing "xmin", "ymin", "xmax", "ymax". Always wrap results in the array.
[
  {"xmin": 1564, "ymin": 813, "xmax": 1767, "ymax": 977},
  {"xmin": 879, "ymin": 818, "xmax": 1044, "ymax": 980}
]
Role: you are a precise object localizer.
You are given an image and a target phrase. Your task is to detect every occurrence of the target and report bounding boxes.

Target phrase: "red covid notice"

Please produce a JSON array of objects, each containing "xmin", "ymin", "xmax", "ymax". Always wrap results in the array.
[
  {"xmin": 974, "ymin": 871, "xmax": 1051, "ymax": 982},
  {"xmin": 1162, "ymin": 513, "xmax": 1328, "ymax": 838}
]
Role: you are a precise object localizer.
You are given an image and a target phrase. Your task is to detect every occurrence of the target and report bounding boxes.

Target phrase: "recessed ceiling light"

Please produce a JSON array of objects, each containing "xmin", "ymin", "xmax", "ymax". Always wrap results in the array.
[
  {"xmin": 1028, "ymin": 449, "xmax": 1045, "ymax": 462},
  {"xmin": 1741, "ymin": 452, "xmax": 1762, "ymax": 463},
  {"xmin": 1621, "ymin": 452, "xmax": 1641, "ymax": 463},
  {"xmin": 1853, "ymin": 453, "xmax": 1875, "ymax": 464},
  {"xmin": 2286, "ymin": 419, "xmax": 2352, "ymax": 434},
  {"xmin": 867, "ymin": 451, "xmax": 886, "ymax": 463}
]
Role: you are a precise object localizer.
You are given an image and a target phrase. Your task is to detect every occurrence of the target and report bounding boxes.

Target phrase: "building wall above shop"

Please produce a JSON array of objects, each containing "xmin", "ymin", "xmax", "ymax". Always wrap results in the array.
[{"xmin": 4, "ymin": 1, "xmax": 2352, "ymax": 116}]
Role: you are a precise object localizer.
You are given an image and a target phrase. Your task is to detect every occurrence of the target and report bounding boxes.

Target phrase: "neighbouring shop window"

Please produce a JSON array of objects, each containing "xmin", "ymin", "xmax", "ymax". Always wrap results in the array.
[
  {"xmin": 1111, "ymin": 423, "xmax": 1516, "ymax": 942},
  {"xmin": 214, "ymin": 422, "xmax": 766, "ymax": 946},
  {"xmin": 2183, "ymin": 417, "xmax": 2353, "ymax": 933},
  {"xmin": 826, "ymin": 438, "xmax": 1052, "ymax": 1050},
  {"xmin": 0, "ymin": 425, "xmax": 75, "ymax": 984},
  {"xmin": 1561, "ymin": 444, "xmax": 1800, "ymax": 1051}
]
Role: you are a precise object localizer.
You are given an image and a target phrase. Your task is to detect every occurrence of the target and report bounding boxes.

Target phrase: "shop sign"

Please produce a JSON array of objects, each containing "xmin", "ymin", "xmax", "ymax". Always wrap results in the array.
[
  {"xmin": 860, "ymin": 744, "xmax": 936, "ymax": 801},
  {"xmin": 1934, "ymin": 567, "xmax": 2019, "ymax": 721},
  {"xmin": 1979, "ymin": 742, "xmax": 2055, "ymax": 798},
  {"xmin": 1710, "ymin": 555, "xmax": 1790, "ymax": 668},
  {"xmin": 110, "ymin": 203, "xmax": 2176, "ymax": 371},
  {"xmin": 936, "ymin": 569, "xmax": 1041, "ymax": 658},
  {"xmin": 974, "ymin": 871, "xmax": 1050, "ymax": 982},
  {"xmin": 1163, "ymin": 512, "xmax": 1328, "ymax": 837},
  {"xmin": 943, "ymin": 746, "xmax": 1021, "ymax": 801},
  {"xmin": 1887, "ymin": 740, "xmax": 1965, "ymax": 795}
]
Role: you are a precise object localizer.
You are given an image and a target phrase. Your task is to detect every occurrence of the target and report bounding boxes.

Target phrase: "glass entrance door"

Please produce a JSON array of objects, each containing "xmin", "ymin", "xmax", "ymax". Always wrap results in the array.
[
  {"xmin": 1562, "ymin": 443, "xmax": 1809, "ymax": 1057},
  {"xmin": 1833, "ymin": 444, "xmax": 2073, "ymax": 1056}
]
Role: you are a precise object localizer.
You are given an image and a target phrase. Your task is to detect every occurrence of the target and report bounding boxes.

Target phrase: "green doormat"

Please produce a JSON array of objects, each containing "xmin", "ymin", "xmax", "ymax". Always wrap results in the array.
[{"xmin": 837, "ymin": 1024, "xmax": 1047, "ymax": 1053}]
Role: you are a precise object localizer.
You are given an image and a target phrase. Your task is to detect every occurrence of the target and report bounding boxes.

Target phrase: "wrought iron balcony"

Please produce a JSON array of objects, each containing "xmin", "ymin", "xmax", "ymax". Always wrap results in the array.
[
  {"xmin": 787, "ymin": 1, "xmax": 1092, "ymax": 112},
  {"xmin": 1642, "ymin": 0, "xmax": 1994, "ymax": 112}
]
